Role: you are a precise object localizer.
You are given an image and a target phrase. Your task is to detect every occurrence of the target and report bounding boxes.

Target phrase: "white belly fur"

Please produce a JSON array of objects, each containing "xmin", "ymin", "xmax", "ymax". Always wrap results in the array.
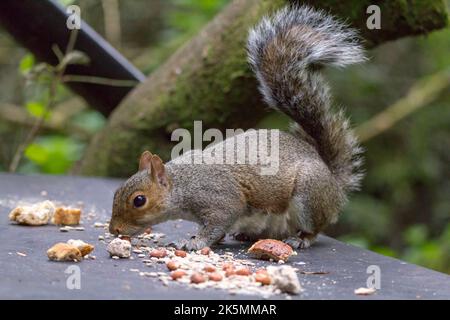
[{"xmin": 229, "ymin": 194, "xmax": 313, "ymax": 239}]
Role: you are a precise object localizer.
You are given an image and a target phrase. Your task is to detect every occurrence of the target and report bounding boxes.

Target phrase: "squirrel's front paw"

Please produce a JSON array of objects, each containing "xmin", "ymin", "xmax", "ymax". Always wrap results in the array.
[
  {"xmin": 171, "ymin": 239, "xmax": 189, "ymax": 250},
  {"xmin": 183, "ymin": 237, "xmax": 207, "ymax": 251}
]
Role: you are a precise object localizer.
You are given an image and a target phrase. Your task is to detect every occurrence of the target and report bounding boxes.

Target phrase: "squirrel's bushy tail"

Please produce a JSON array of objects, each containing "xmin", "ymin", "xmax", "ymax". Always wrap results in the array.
[{"xmin": 247, "ymin": 5, "xmax": 365, "ymax": 192}]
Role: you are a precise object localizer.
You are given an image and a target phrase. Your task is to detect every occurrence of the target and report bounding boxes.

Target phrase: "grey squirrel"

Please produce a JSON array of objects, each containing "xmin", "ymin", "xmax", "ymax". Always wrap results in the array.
[{"xmin": 109, "ymin": 5, "xmax": 366, "ymax": 250}]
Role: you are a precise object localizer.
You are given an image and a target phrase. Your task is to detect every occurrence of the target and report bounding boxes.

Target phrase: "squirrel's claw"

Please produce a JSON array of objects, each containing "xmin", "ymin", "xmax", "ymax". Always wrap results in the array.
[
  {"xmin": 173, "ymin": 237, "xmax": 208, "ymax": 252},
  {"xmin": 170, "ymin": 239, "xmax": 189, "ymax": 250}
]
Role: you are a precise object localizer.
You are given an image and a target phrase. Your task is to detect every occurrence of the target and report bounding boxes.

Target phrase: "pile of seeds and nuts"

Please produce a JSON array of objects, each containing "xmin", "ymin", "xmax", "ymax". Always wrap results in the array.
[
  {"xmin": 104, "ymin": 230, "xmax": 302, "ymax": 298},
  {"xmin": 7, "ymin": 200, "xmax": 302, "ymax": 298}
]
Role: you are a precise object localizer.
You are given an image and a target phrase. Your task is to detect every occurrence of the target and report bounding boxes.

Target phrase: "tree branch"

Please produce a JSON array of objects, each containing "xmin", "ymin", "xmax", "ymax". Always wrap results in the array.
[{"xmin": 77, "ymin": 0, "xmax": 448, "ymax": 177}]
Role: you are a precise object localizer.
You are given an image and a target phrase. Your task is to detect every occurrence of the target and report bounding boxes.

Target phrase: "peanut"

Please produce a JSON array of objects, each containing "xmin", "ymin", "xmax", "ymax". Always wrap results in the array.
[
  {"xmin": 190, "ymin": 273, "xmax": 206, "ymax": 284},
  {"xmin": 166, "ymin": 260, "xmax": 179, "ymax": 271},
  {"xmin": 203, "ymin": 265, "xmax": 216, "ymax": 272},
  {"xmin": 171, "ymin": 270, "xmax": 186, "ymax": 280},
  {"xmin": 255, "ymin": 273, "xmax": 271, "ymax": 285},
  {"xmin": 236, "ymin": 267, "xmax": 252, "ymax": 276},
  {"xmin": 150, "ymin": 248, "xmax": 167, "ymax": 258},
  {"xmin": 208, "ymin": 273, "xmax": 223, "ymax": 282},
  {"xmin": 174, "ymin": 250, "xmax": 187, "ymax": 258}
]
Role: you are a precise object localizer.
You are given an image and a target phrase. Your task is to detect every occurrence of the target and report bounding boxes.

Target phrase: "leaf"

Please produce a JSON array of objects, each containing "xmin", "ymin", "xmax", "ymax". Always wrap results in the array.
[
  {"xmin": 19, "ymin": 54, "xmax": 35, "ymax": 74},
  {"xmin": 24, "ymin": 143, "xmax": 48, "ymax": 164},
  {"xmin": 25, "ymin": 101, "xmax": 47, "ymax": 118},
  {"xmin": 24, "ymin": 136, "xmax": 84, "ymax": 174}
]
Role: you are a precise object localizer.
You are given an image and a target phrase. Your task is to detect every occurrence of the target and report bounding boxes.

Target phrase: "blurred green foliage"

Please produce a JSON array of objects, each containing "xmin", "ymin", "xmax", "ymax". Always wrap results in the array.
[
  {"xmin": 24, "ymin": 136, "xmax": 84, "ymax": 174},
  {"xmin": 0, "ymin": 0, "xmax": 448, "ymax": 273}
]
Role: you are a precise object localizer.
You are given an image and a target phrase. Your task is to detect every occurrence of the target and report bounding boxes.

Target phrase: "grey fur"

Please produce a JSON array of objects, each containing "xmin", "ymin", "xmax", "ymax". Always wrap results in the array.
[
  {"xmin": 247, "ymin": 4, "xmax": 365, "ymax": 192},
  {"xmin": 109, "ymin": 5, "xmax": 366, "ymax": 251}
]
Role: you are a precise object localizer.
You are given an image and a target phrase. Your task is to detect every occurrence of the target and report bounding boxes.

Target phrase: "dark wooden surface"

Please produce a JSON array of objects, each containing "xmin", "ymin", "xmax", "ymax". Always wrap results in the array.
[{"xmin": 0, "ymin": 173, "xmax": 449, "ymax": 299}]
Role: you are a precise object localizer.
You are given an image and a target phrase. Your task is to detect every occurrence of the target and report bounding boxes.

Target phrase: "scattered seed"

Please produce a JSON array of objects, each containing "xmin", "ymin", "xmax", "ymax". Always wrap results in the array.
[
  {"xmin": 150, "ymin": 248, "xmax": 167, "ymax": 258},
  {"xmin": 235, "ymin": 267, "xmax": 251, "ymax": 276},
  {"xmin": 171, "ymin": 270, "xmax": 186, "ymax": 280},
  {"xmin": 222, "ymin": 262, "xmax": 234, "ymax": 270},
  {"xmin": 174, "ymin": 250, "xmax": 187, "ymax": 258},
  {"xmin": 190, "ymin": 273, "xmax": 206, "ymax": 284},
  {"xmin": 93, "ymin": 222, "xmax": 107, "ymax": 228},
  {"xmin": 208, "ymin": 273, "xmax": 223, "ymax": 282},
  {"xmin": 166, "ymin": 260, "xmax": 179, "ymax": 271},
  {"xmin": 200, "ymin": 247, "xmax": 211, "ymax": 255},
  {"xmin": 255, "ymin": 273, "xmax": 271, "ymax": 285},
  {"xmin": 354, "ymin": 287, "xmax": 376, "ymax": 295},
  {"xmin": 225, "ymin": 269, "xmax": 236, "ymax": 277},
  {"xmin": 203, "ymin": 265, "xmax": 216, "ymax": 272}
]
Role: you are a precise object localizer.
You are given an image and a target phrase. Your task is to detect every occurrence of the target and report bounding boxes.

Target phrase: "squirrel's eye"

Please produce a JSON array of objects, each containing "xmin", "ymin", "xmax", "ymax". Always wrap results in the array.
[{"xmin": 133, "ymin": 195, "xmax": 146, "ymax": 208}]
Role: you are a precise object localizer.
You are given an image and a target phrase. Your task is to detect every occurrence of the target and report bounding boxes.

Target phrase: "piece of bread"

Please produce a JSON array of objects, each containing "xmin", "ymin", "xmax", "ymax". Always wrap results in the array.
[
  {"xmin": 52, "ymin": 207, "xmax": 81, "ymax": 225},
  {"xmin": 47, "ymin": 243, "xmax": 82, "ymax": 262},
  {"xmin": 67, "ymin": 239, "xmax": 94, "ymax": 256},
  {"xmin": 9, "ymin": 201, "xmax": 55, "ymax": 226},
  {"xmin": 248, "ymin": 239, "xmax": 293, "ymax": 262},
  {"xmin": 267, "ymin": 265, "xmax": 302, "ymax": 294}
]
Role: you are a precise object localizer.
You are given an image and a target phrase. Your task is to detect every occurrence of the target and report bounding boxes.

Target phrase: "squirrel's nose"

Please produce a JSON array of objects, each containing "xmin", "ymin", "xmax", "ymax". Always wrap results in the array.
[{"xmin": 109, "ymin": 223, "xmax": 121, "ymax": 235}]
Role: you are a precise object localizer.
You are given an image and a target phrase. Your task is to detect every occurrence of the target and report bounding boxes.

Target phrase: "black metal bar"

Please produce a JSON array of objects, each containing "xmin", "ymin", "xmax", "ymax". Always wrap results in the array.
[{"xmin": 0, "ymin": 0, "xmax": 145, "ymax": 116}]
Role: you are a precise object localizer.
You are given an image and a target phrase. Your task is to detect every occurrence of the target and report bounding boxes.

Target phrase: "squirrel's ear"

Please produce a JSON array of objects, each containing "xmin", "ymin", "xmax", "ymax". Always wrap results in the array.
[
  {"xmin": 139, "ymin": 151, "xmax": 153, "ymax": 171},
  {"xmin": 150, "ymin": 154, "xmax": 168, "ymax": 187}
]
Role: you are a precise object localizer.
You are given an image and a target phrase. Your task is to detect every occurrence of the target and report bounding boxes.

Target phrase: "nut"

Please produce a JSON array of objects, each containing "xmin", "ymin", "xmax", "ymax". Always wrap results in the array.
[
  {"xmin": 225, "ymin": 269, "xmax": 236, "ymax": 277},
  {"xmin": 174, "ymin": 250, "xmax": 187, "ymax": 258},
  {"xmin": 248, "ymin": 239, "xmax": 293, "ymax": 262},
  {"xmin": 235, "ymin": 267, "xmax": 252, "ymax": 276},
  {"xmin": 150, "ymin": 248, "xmax": 167, "ymax": 258},
  {"xmin": 171, "ymin": 270, "xmax": 187, "ymax": 280},
  {"xmin": 255, "ymin": 268, "xmax": 269, "ymax": 274},
  {"xmin": 203, "ymin": 265, "xmax": 216, "ymax": 272},
  {"xmin": 222, "ymin": 262, "xmax": 234, "ymax": 271},
  {"xmin": 208, "ymin": 273, "xmax": 223, "ymax": 282},
  {"xmin": 166, "ymin": 260, "xmax": 179, "ymax": 271},
  {"xmin": 190, "ymin": 273, "xmax": 206, "ymax": 284},
  {"xmin": 200, "ymin": 247, "xmax": 211, "ymax": 255},
  {"xmin": 255, "ymin": 273, "xmax": 271, "ymax": 285}
]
